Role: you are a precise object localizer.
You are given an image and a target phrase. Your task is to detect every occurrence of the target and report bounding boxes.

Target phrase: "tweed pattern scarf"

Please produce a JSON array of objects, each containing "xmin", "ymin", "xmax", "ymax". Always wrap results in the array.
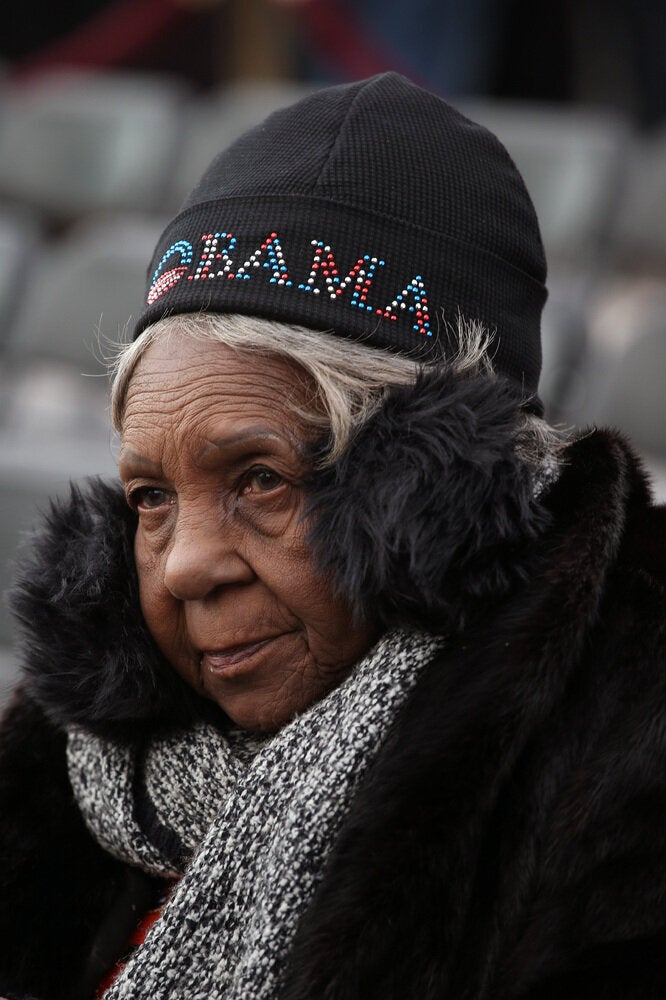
[{"xmin": 67, "ymin": 629, "xmax": 443, "ymax": 999}]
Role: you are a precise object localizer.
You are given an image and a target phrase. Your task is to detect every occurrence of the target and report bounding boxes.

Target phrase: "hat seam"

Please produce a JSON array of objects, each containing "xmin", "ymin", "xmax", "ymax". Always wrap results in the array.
[{"xmin": 311, "ymin": 76, "xmax": 375, "ymax": 196}]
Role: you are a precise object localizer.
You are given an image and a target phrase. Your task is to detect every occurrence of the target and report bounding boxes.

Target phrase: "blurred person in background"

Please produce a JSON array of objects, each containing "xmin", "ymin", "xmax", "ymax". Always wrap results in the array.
[
  {"xmin": 5, "ymin": 1, "xmax": 664, "ymax": 126},
  {"xmin": 278, "ymin": 0, "xmax": 665, "ymax": 127},
  {"xmin": 0, "ymin": 73, "xmax": 664, "ymax": 999}
]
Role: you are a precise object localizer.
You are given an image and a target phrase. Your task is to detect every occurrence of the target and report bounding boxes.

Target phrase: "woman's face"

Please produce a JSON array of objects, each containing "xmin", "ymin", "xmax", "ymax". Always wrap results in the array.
[{"xmin": 118, "ymin": 330, "xmax": 376, "ymax": 732}]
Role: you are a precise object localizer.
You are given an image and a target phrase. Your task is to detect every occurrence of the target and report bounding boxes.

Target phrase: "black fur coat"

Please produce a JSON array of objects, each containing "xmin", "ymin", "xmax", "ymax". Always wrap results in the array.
[{"xmin": 1, "ymin": 374, "xmax": 665, "ymax": 999}]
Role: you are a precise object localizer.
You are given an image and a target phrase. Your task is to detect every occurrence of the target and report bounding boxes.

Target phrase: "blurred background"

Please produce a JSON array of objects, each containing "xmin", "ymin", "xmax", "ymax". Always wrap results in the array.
[{"xmin": 1, "ymin": 0, "xmax": 665, "ymax": 702}]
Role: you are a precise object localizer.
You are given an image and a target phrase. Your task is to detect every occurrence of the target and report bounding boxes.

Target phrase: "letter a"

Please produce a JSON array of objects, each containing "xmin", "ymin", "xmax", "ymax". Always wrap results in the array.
[{"xmin": 376, "ymin": 274, "xmax": 431, "ymax": 335}]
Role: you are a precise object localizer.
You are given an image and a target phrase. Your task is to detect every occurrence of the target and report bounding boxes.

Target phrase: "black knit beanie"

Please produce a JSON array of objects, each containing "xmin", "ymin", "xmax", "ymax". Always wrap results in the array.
[{"xmin": 135, "ymin": 72, "xmax": 548, "ymax": 412}]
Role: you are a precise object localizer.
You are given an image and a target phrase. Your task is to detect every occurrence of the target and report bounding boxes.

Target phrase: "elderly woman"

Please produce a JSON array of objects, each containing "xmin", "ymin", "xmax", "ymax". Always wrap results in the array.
[{"xmin": 1, "ymin": 73, "xmax": 664, "ymax": 1000}]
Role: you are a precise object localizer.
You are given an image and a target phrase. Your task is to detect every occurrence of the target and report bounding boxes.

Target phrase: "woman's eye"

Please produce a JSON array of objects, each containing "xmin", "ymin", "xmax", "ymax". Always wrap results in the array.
[
  {"xmin": 128, "ymin": 487, "xmax": 172, "ymax": 511},
  {"xmin": 242, "ymin": 467, "xmax": 284, "ymax": 494}
]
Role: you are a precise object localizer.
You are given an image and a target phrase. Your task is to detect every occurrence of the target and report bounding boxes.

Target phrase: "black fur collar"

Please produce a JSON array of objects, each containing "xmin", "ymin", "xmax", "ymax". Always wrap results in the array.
[
  {"xmin": 7, "ymin": 371, "xmax": 645, "ymax": 737},
  {"xmin": 305, "ymin": 370, "xmax": 549, "ymax": 631},
  {"xmin": 8, "ymin": 479, "xmax": 202, "ymax": 738}
]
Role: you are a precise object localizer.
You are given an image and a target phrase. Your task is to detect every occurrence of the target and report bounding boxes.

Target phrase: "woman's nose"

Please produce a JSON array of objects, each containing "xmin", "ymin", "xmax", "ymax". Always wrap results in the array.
[{"xmin": 163, "ymin": 512, "xmax": 255, "ymax": 601}]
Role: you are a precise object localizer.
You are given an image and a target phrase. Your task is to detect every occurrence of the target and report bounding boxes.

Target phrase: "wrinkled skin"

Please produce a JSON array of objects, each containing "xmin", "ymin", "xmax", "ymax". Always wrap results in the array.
[{"xmin": 118, "ymin": 330, "xmax": 376, "ymax": 732}]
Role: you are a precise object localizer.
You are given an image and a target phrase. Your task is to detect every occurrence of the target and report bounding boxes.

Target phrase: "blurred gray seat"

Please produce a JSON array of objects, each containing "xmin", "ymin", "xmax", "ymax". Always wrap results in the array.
[
  {"xmin": 584, "ymin": 281, "xmax": 666, "ymax": 450},
  {"xmin": 0, "ymin": 429, "xmax": 118, "ymax": 655},
  {"xmin": 539, "ymin": 270, "xmax": 593, "ymax": 423},
  {"xmin": 0, "ymin": 69, "xmax": 190, "ymax": 223},
  {"xmin": 611, "ymin": 124, "xmax": 666, "ymax": 274},
  {"xmin": 0, "ymin": 213, "xmax": 164, "ymax": 654},
  {"xmin": 0, "ymin": 213, "xmax": 165, "ymax": 486},
  {"xmin": 575, "ymin": 128, "xmax": 666, "ymax": 491},
  {"xmin": 3, "ymin": 212, "xmax": 167, "ymax": 373},
  {"xmin": 579, "ymin": 279, "xmax": 666, "ymax": 499},
  {"xmin": 0, "ymin": 205, "xmax": 44, "ymax": 352},
  {"xmin": 454, "ymin": 99, "xmax": 634, "ymax": 425}
]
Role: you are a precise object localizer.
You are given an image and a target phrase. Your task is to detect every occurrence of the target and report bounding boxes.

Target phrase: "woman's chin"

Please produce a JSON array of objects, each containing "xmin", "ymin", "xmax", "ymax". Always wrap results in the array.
[
  {"xmin": 187, "ymin": 631, "xmax": 360, "ymax": 733},
  {"xmin": 215, "ymin": 695, "xmax": 300, "ymax": 734}
]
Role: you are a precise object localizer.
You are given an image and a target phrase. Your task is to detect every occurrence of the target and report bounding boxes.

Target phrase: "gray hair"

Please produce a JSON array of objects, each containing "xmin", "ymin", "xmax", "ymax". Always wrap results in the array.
[{"xmin": 109, "ymin": 313, "xmax": 567, "ymax": 470}]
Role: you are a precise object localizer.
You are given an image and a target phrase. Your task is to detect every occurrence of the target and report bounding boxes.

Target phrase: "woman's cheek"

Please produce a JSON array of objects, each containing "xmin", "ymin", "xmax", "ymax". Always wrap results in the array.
[
  {"xmin": 135, "ymin": 535, "xmax": 195, "ymax": 684},
  {"xmin": 134, "ymin": 529, "xmax": 172, "ymax": 623},
  {"xmin": 234, "ymin": 484, "xmax": 304, "ymax": 539},
  {"xmin": 135, "ymin": 527, "xmax": 160, "ymax": 581}
]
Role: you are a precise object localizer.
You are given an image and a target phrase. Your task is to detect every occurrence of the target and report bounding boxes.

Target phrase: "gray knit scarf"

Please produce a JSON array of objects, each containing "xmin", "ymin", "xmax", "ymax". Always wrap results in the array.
[{"xmin": 67, "ymin": 628, "xmax": 443, "ymax": 999}]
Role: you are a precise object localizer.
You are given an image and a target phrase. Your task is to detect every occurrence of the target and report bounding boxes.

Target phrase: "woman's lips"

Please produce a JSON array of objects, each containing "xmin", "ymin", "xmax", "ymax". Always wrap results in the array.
[{"xmin": 200, "ymin": 635, "xmax": 286, "ymax": 678}]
